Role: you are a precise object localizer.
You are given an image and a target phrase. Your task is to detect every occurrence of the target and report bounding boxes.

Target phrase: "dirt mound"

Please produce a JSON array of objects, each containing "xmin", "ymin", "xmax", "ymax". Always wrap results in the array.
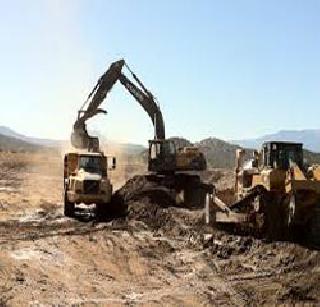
[
  {"xmin": 112, "ymin": 175, "xmax": 174, "ymax": 229},
  {"xmin": 112, "ymin": 175, "xmax": 205, "ymax": 237},
  {"xmin": 216, "ymin": 188, "xmax": 235, "ymax": 205},
  {"xmin": 113, "ymin": 175, "xmax": 175, "ymax": 207}
]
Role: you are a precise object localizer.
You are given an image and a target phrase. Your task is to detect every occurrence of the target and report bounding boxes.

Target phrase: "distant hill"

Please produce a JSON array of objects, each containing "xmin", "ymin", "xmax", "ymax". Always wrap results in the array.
[
  {"xmin": 2, "ymin": 125, "xmax": 320, "ymax": 168},
  {"xmin": 139, "ymin": 136, "xmax": 320, "ymax": 169},
  {"xmin": 0, "ymin": 126, "xmax": 65, "ymax": 147},
  {"xmin": 303, "ymin": 149, "xmax": 320, "ymax": 166},
  {"xmin": 232, "ymin": 129, "xmax": 320, "ymax": 153},
  {"xmin": 0, "ymin": 126, "xmax": 145, "ymax": 155},
  {"xmin": 0, "ymin": 126, "xmax": 23, "ymax": 139},
  {"xmin": 169, "ymin": 137, "xmax": 193, "ymax": 149},
  {"xmin": 0, "ymin": 133, "xmax": 43, "ymax": 152},
  {"xmin": 0, "ymin": 126, "xmax": 146, "ymax": 154},
  {"xmin": 139, "ymin": 137, "xmax": 248, "ymax": 168},
  {"xmin": 200, "ymin": 137, "xmax": 320, "ymax": 168},
  {"xmin": 0, "ymin": 125, "xmax": 62, "ymax": 147},
  {"xmin": 198, "ymin": 137, "xmax": 242, "ymax": 168}
]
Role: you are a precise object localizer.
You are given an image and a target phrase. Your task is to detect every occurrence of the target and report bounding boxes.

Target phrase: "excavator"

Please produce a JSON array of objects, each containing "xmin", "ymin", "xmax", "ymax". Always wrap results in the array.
[{"xmin": 70, "ymin": 59, "xmax": 211, "ymax": 208}]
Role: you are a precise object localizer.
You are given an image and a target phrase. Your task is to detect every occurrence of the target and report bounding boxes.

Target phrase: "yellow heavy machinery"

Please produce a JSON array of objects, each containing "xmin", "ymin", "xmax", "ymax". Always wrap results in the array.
[
  {"xmin": 70, "ymin": 59, "xmax": 210, "ymax": 208},
  {"xmin": 63, "ymin": 151, "xmax": 116, "ymax": 217},
  {"xmin": 209, "ymin": 141, "xmax": 320, "ymax": 243},
  {"xmin": 71, "ymin": 59, "xmax": 206, "ymax": 174}
]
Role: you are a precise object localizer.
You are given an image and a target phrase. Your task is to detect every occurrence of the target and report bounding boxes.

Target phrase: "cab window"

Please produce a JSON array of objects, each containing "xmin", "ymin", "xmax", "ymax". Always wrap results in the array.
[{"xmin": 79, "ymin": 156, "xmax": 102, "ymax": 173}]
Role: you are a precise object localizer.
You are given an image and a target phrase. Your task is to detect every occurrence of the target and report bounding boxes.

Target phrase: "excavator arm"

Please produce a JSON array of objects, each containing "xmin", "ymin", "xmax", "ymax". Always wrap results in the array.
[
  {"xmin": 71, "ymin": 59, "xmax": 165, "ymax": 151},
  {"xmin": 118, "ymin": 73, "xmax": 165, "ymax": 139},
  {"xmin": 71, "ymin": 58, "xmax": 206, "ymax": 173}
]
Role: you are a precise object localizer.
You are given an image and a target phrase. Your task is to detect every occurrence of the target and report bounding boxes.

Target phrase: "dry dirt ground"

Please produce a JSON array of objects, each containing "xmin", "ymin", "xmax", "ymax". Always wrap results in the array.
[{"xmin": 0, "ymin": 152, "xmax": 319, "ymax": 306}]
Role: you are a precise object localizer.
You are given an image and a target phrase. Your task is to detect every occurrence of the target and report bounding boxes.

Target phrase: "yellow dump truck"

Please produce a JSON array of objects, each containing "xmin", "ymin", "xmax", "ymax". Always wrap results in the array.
[{"xmin": 63, "ymin": 151, "xmax": 116, "ymax": 217}]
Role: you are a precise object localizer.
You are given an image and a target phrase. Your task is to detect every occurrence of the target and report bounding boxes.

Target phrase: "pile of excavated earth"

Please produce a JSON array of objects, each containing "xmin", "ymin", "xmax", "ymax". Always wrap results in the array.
[
  {"xmin": 112, "ymin": 174, "xmax": 320, "ymax": 304},
  {"xmin": 0, "ymin": 152, "xmax": 319, "ymax": 305},
  {"xmin": 113, "ymin": 175, "xmax": 203, "ymax": 232}
]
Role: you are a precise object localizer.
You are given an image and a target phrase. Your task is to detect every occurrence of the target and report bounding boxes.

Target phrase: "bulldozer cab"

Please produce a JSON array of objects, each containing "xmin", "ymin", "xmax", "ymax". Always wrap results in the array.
[
  {"xmin": 262, "ymin": 141, "xmax": 303, "ymax": 170},
  {"xmin": 148, "ymin": 139, "xmax": 176, "ymax": 173},
  {"xmin": 235, "ymin": 141, "xmax": 304, "ymax": 199}
]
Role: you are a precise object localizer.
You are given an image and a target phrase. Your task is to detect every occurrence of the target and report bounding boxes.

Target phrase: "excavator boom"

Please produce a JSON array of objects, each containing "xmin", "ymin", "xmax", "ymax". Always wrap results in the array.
[
  {"xmin": 69, "ymin": 58, "xmax": 210, "ymax": 211},
  {"xmin": 71, "ymin": 59, "xmax": 165, "ymax": 150},
  {"xmin": 118, "ymin": 73, "xmax": 165, "ymax": 139},
  {"xmin": 71, "ymin": 58, "xmax": 206, "ymax": 173}
]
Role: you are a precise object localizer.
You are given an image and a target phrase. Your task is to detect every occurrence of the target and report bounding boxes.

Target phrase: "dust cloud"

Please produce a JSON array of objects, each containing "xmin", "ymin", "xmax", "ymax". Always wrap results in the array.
[{"xmin": 101, "ymin": 142, "xmax": 146, "ymax": 190}]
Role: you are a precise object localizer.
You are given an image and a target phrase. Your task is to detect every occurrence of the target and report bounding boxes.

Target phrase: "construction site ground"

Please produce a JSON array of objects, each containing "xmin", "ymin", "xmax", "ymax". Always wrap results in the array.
[{"xmin": 0, "ymin": 152, "xmax": 319, "ymax": 306}]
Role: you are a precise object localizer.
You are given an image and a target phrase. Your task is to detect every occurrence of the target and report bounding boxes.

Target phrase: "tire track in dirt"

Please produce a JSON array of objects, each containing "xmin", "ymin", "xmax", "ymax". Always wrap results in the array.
[{"xmin": 0, "ymin": 216, "xmax": 128, "ymax": 243}]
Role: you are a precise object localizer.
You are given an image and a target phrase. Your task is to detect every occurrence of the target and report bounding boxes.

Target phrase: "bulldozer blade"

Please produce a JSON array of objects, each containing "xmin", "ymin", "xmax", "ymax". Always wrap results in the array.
[{"xmin": 215, "ymin": 211, "xmax": 250, "ymax": 224}]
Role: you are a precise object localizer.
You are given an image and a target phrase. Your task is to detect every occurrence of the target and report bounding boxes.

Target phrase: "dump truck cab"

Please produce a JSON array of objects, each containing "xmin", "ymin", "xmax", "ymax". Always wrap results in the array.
[{"xmin": 64, "ymin": 151, "xmax": 116, "ymax": 217}]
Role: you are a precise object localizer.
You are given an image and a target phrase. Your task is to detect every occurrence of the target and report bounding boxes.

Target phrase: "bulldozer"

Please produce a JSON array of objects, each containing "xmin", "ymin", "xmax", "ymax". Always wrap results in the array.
[{"xmin": 208, "ymin": 141, "xmax": 320, "ymax": 244}]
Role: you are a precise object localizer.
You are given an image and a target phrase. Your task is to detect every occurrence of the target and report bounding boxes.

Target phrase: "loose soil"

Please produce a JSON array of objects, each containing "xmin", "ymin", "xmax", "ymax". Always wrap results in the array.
[{"xmin": 0, "ymin": 152, "xmax": 319, "ymax": 305}]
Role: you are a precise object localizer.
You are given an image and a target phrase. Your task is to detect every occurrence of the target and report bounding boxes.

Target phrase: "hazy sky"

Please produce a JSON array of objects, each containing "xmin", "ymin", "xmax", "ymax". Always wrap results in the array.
[{"xmin": 1, "ymin": 0, "xmax": 319, "ymax": 145}]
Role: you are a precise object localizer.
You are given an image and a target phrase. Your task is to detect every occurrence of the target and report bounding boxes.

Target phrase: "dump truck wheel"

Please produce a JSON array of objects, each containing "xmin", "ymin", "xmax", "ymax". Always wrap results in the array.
[
  {"xmin": 110, "ymin": 193, "xmax": 128, "ymax": 217},
  {"xmin": 64, "ymin": 200, "xmax": 75, "ymax": 217},
  {"xmin": 96, "ymin": 203, "xmax": 108, "ymax": 218}
]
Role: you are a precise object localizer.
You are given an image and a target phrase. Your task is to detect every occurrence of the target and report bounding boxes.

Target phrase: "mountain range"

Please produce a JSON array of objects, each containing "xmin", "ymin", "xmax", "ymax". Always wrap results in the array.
[
  {"xmin": 1, "ymin": 126, "xmax": 320, "ymax": 168},
  {"xmin": 231, "ymin": 129, "xmax": 320, "ymax": 153},
  {"xmin": 0, "ymin": 126, "xmax": 145, "ymax": 155},
  {"xmin": 0, "ymin": 126, "xmax": 62, "ymax": 147},
  {"xmin": 0, "ymin": 133, "xmax": 42, "ymax": 152}
]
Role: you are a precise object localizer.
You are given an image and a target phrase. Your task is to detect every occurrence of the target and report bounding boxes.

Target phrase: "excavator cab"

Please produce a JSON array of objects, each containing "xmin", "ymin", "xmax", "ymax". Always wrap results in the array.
[{"xmin": 148, "ymin": 139, "xmax": 176, "ymax": 173}]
